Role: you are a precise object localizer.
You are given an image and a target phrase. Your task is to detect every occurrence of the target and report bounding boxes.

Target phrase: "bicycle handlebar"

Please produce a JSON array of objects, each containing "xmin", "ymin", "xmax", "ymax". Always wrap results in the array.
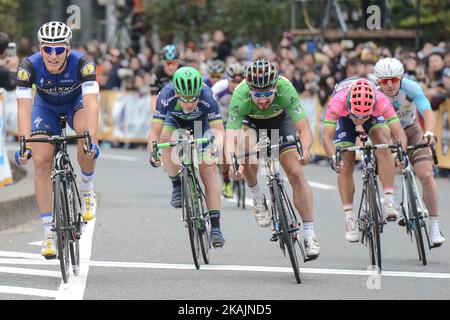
[
  {"xmin": 230, "ymin": 134, "xmax": 303, "ymax": 175},
  {"xmin": 20, "ymin": 131, "xmax": 92, "ymax": 157},
  {"xmin": 151, "ymin": 136, "xmax": 215, "ymax": 162}
]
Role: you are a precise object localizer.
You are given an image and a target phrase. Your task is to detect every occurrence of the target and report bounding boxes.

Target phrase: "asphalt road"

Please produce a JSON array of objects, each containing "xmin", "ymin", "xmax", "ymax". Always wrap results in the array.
[{"xmin": 1, "ymin": 145, "xmax": 449, "ymax": 300}]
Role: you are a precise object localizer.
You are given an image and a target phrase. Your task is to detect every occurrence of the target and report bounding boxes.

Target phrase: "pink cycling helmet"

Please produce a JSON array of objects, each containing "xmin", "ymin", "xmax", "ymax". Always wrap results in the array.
[{"xmin": 346, "ymin": 78, "xmax": 376, "ymax": 117}]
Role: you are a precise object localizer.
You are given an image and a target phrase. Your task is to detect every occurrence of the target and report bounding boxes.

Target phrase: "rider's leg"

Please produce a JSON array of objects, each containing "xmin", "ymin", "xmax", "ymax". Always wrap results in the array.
[
  {"xmin": 280, "ymin": 148, "xmax": 313, "ymax": 222},
  {"xmin": 73, "ymin": 107, "xmax": 97, "ymax": 221},
  {"xmin": 414, "ymin": 160, "xmax": 445, "ymax": 244},
  {"xmin": 369, "ymin": 125, "xmax": 399, "ymax": 220},
  {"xmin": 160, "ymin": 128, "xmax": 182, "ymax": 208},
  {"xmin": 280, "ymin": 147, "xmax": 320, "ymax": 256}
]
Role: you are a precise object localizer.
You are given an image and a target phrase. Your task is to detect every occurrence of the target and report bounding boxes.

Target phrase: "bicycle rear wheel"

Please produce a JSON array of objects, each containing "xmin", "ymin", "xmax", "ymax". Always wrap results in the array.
[
  {"xmin": 273, "ymin": 182, "xmax": 301, "ymax": 284},
  {"xmin": 182, "ymin": 174, "xmax": 201, "ymax": 269},
  {"xmin": 68, "ymin": 178, "xmax": 81, "ymax": 275},
  {"xmin": 368, "ymin": 175, "xmax": 382, "ymax": 273},
  {"xmin": 53, "ymin": 175, "xmax": 70, "ymax": 283},
  {"xmin": 405, "ymin": 172, "xmax": 427, "ymax": 265}
]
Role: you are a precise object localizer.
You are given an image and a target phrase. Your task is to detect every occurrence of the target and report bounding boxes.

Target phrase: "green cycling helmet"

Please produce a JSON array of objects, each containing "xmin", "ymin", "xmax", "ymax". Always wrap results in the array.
[{"xmin": 172, "ymin": 66, "xmax": 203, "ymax": 96}]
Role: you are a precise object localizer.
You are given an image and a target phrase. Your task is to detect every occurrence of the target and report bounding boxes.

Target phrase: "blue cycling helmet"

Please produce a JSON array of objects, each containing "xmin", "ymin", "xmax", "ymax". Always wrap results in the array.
[{"xmin": 160, "ymin": 44, "xmax": 180, "ymax": 61}]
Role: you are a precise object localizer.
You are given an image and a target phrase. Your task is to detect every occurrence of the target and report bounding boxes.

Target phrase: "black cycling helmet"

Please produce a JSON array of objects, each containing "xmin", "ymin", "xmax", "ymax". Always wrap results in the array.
[
  {"xmin": 245, "ymin": 59, "xmax": 279, "ymax": 90},
  {"xmin": 207, "ymin": 59, "xmax": 225, "ymax": 76},
  {"xmin": 160, "ymin": 44, "xmax": 180, "ymax": 61}
]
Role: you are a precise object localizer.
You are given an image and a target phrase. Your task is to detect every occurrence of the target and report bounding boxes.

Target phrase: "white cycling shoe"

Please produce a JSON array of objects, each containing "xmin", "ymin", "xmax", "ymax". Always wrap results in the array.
[{"xmin": 345, "ymin": 218, "xmax": 359, "ymax": 242}]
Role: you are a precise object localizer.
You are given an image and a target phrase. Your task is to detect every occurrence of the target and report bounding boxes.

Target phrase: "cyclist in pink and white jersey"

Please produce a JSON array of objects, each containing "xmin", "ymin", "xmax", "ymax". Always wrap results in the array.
[{"xmin": 322, "ymin": 77, "xmax": 407, "ymax": 242}]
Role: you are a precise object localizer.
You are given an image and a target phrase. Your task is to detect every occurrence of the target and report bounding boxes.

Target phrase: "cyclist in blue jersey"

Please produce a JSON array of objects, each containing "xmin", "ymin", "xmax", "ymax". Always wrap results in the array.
[
  {"xmin": 148, "ymin": 66, "xmax": 226, "ymax": 248},
  {"xmin": 374, "ymin": 57, "xmax": 445, "ymax": 246},
  {"xmin": 212, "ymin": 62, "xmax": 246, "ymax": 198},
  {"xmin": 203, "ymin": 59, "xmax": 225, "ymax": 88},
  {"xmin": 15, "ymin": 22, "xmax": 100, "ymax": 258}
]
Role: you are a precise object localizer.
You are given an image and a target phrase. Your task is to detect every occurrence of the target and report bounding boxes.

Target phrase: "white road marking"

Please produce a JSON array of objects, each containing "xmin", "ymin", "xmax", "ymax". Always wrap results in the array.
[
  {"xmin": 100, "ymin": 154, "xmax": 139, "ymax": 162},
  {"xmin": 307, "ymin": 180, "xmax": 336, "ymax": 190},
  {"xmin": 0, "ymin": 266, "xmax": 61, "ymax": 278},
  {"xmin": 0, "ymin": 251, "xmax": 43, "ymax": 259},
  {"xmin": 86, "ymin": 260, "xmax": 450, "ymax": 280},
  {"xmin": 28, "ymin": 241, "xmax": 43, "ymax": 247},
  {"xmin": 0, "ymin": 285, "xmax": 57, "ymax": 298},
  {"xmin": 55, "ymin": 218, "xmax": 96, "ymax": 300}
]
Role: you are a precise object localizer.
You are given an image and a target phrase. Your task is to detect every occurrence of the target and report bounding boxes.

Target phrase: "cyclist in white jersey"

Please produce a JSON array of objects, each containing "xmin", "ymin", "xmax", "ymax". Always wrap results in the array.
[
  {"xmin": 212, "ymin": 63, "xmax": 246, "ymax": 198},
  {"xmin": 373, "ymin": 57, "xmax": 445, "ymax": 246}
]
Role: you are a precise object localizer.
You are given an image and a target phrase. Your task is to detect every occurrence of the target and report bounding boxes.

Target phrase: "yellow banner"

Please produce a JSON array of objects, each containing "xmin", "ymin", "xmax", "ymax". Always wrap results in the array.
[{"xmin": 436, "ymin": 98, "xmax": 450, "ymax": 169}]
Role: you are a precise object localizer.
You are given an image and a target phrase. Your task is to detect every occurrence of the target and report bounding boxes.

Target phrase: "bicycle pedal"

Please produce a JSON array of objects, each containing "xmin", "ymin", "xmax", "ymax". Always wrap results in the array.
[{"xmin": 305, "ymin": 255, "xmax": 319, "ymax": 262}]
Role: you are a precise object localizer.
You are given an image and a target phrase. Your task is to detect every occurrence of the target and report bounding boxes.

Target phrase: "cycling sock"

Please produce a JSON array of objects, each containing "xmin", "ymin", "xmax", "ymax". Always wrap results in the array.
[
  {"xmin": 41, "ymin": 212, "xmax": 53, "ymax": 235},
  {"xmin": 209, "ymin": 210, "xmax": 220, "ymax": 229},
  {"xmin": 429, "ymin": 216, "xmax": 439, "ymax": 230},
  {"xmin": 303, "ymin": 222, "xmax": 315, "ymax": 238},
  {"xmin": 169, "ymin": 175, "xmax": 181, "ymax": 188},
  {"xmin": 249, "ymin": 183, "xmax": 264, "ymax": 200},
  {"xmin": 384, "ymin": 188, "xmax": 395, "ymax": 203},
  {"xmin": 222, "ymin": 171, "xmax": 230, "ymax": 184},
  {"xmin": 80, "ymin": 171, "xmax": 94, "ymax": 192},
  {"xmin": 343, "ymin": 204, "xmax": 354, "ymax": 220}
]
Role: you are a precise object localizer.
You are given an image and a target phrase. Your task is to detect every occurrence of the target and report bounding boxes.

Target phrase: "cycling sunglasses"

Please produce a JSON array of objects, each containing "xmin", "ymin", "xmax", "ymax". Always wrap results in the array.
[
  {"xmin": 164, "ymin": 60, "xmax": 178, "ymax": 66},
  {"xmin": 349, "ymin": 112, "xmax": 370, "ymax": 121},
  {"xmin": 251, "ymin": 90, "xmax": 276, "ymax": 99},
  {"xmin": 379, "ymin": 77, "xmax": 401, "ymax": 85},
  {"xmin": 178, "ymin": 95, "xmax": 200, "ymax": 103},
  {"xmin": 42, "ymin": 46, "xmax": 67, "ymax": 55}
]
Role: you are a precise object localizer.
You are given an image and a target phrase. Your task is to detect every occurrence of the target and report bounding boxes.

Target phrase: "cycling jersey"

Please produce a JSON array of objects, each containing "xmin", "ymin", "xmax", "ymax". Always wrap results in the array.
[
  {"xmin": 324, "ymin": 77, "xmax": 399, "ymax": 127},
  {"xmin": 382, "ymin": 78, "xmax": 431, "ymax": 128},
  {"xmin": 16, "ymin": 50, "xmax": 97, "ymax": 105},
  {"xmin": 149, "ymin": 63, "xmax": 183, "ymax": 95},
  {"xmin": 226, "ymin": 76, "xmax": 306, "ymax": 130},
  {"xmin": 211, "ymin": 79, "xmax": 233, "ymax": 122},
  {"xmin": 15, "ymin": 50, "xmax": 98, "ymax": 135},
  {"xmin": 152, "ymin": 82, "xmax": 223, "ymax": 129}
]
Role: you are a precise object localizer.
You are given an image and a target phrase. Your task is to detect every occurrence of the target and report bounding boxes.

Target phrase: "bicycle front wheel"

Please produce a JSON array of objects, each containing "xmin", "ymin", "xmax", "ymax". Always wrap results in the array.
[
  {"xmin": 182, "ymin": 174, "xmax": 201, "ymax": 269},
  {"xmin": 68, "ymin": 178, "xmax": 81, "ymax": 276},
  {"xmin": 273, "ymin": 182, "xmax": 301, "ymax": 284},
  {"xmin": 368, "ymin": 175, "xmax": 382, "ymax": 273},
  {"xmin": 53, "ymin": 175, "xmax": 70, "ymax": 283},
  {"xmin": 405, "ymin": 172, "xmax": 427, "ymax": 265}
]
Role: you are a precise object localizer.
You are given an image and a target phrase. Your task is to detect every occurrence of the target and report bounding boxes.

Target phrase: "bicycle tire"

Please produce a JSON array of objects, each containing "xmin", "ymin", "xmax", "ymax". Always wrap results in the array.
[
  {"xmin": 195, "ymin": 173, "xmax": 210, "ymax": 264},
  {"xmin": 68, "ymin": 178, "xmax": 81, "ymax": 276},
  {"xmin": 182, "ymin": 173, "xmax": 201, "ymax": 269},
  {"xmin": 368, "ymin": 174, "xmax": 382, "ymax": 273},
  {"xmin": 53, "ymin": 175, "xmax": 70, "ymax": 283},
  {"xmin": 273, "ymin": 182, "xmax": 301, "ymax": 284},
  {"xmin": 405, "ymin": 172, "xmax": 427, "ymax": 265}
]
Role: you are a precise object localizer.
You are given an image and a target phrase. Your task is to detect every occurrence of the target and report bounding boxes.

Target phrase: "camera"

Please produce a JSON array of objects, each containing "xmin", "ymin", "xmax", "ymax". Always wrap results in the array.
[{"xmin": 7, "ymin": 43, "xmax": 16, "ymax": 57}]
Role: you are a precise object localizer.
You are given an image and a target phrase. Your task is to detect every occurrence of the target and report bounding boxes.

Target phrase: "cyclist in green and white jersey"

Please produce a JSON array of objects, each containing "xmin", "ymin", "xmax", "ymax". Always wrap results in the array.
[{"xmin": 225, "ymin": 59, "xmax": 320, "ymax": 257}]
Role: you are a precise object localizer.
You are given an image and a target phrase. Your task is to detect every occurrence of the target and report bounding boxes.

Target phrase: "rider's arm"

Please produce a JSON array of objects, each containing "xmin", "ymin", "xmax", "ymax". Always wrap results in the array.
[
  {"xmin": 322, "ymin": 96, "xmax": 342, "ymax": 158},
  {"xmin": 224, "ymin": 93, "xmax": 246, "ymax": 164},
  {"xmin": 15, "ymin": 58, "xmax": 35, "ymax": 139},
  {"xmin": 404, "ymin": 79, "xmax": 436, "ymax": 134},
  {"xmin": 294, "ymin": 119, "xmax": 313, "ymax": 154},
  {"xmin": 378, "ymin": 93, "xmax": 407, "ymax": 150},
  {"xmin": 78, "ymin": 57, "xmax": 99, "ymax": 142},
  {"xmin": 149, "ymin": 85, "xmax": 172, "ymax": 152}
]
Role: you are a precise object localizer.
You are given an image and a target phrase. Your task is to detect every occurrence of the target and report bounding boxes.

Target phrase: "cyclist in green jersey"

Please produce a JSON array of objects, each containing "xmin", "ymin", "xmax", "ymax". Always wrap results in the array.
[{"xmin": 225, "ymin": 59, "xmax": 320, "ymax": 257}]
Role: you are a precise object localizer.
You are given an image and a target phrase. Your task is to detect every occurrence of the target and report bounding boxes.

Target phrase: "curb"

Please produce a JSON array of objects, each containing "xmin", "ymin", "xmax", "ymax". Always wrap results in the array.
[{"xmin": 0, "ymin": 151, "xmax": 37, "ymax": 231}]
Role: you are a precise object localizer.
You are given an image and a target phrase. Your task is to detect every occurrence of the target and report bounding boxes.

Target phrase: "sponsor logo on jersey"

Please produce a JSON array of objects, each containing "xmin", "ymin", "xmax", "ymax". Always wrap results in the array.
[
  {"xmin": 17, "ymin": 68, "xmax": 31, "ymax": 81},
  {"xmin": 81, "ymin": 62, "xmax": 95, "ymax": 77}
]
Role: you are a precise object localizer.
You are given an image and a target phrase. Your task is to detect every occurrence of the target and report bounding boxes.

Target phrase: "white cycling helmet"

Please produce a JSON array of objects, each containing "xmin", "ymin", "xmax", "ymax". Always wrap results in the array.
[
  {"xmin": 37, "ymin": 21, "xmax": 72, "ymax": 44},
  {"xmin": 373, "ymin": 57, "xmax": 404, "ymax": 79}
]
